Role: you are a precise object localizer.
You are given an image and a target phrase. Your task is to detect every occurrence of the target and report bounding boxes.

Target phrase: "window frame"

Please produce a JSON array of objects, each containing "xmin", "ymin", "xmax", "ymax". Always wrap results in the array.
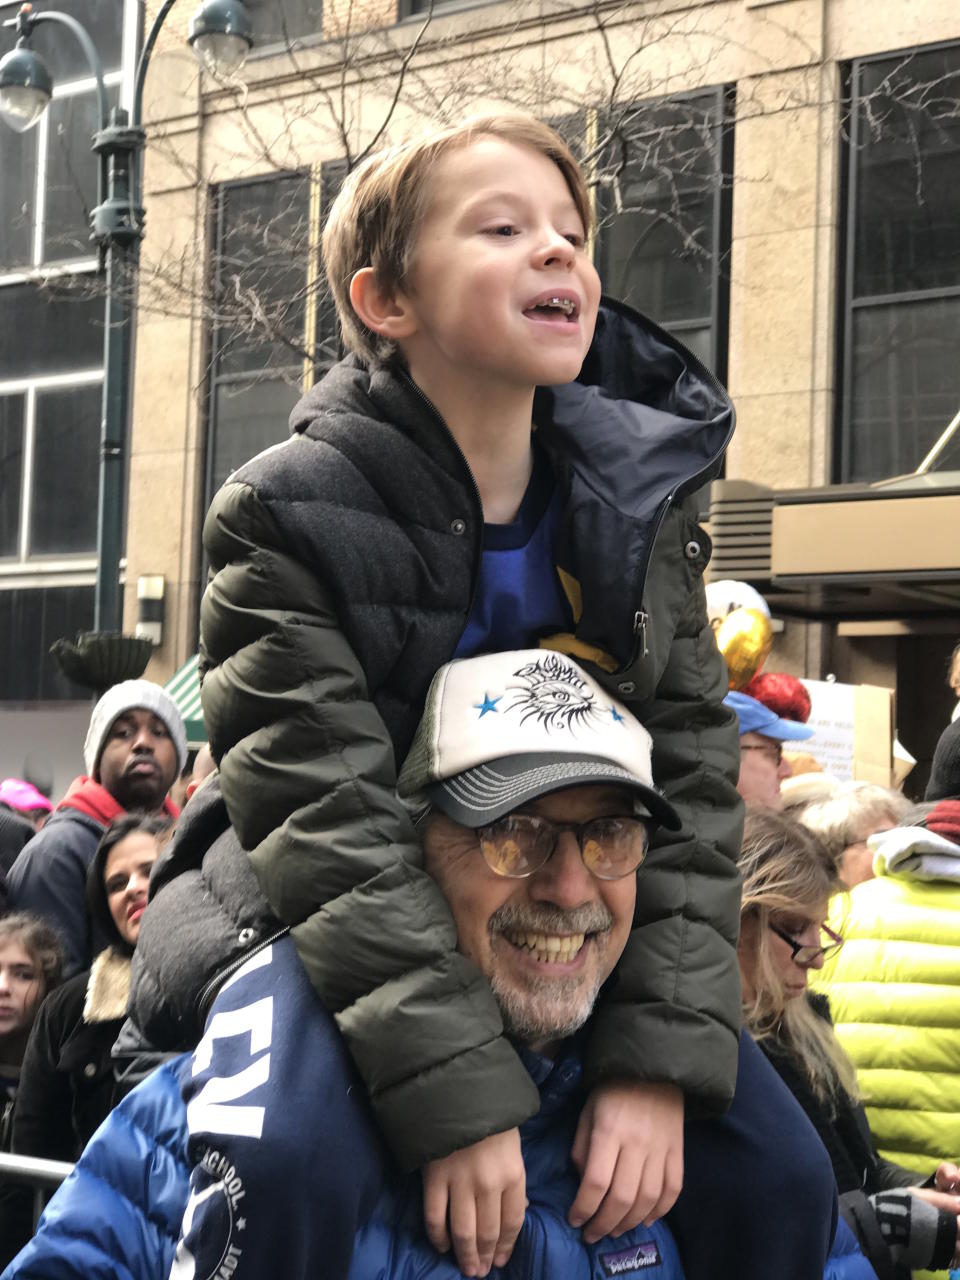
[
  {"xmin": 203, "ymin": 160, "xmax": 346, "ymax": 513},
  {"xmin": 836, "ymin": 38, "xmax": 960, "ymax": 483},
  {"xmin": 593, "ymin": 84, "xmax": 734, "ymax": 384},
  {"xmin": 0, "ymin": 0, "xmax": 140, "ymax": 701}
]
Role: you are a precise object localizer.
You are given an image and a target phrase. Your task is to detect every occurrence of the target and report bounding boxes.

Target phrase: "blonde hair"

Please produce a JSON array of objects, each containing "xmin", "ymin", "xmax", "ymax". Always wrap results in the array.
[
  {"xmin": 739, "ymin": 811, "xmax": 859, "ymax": 1105},
  {"xmin": 322, "ymin": 114, "xmax": 594, "ymax": 366}
]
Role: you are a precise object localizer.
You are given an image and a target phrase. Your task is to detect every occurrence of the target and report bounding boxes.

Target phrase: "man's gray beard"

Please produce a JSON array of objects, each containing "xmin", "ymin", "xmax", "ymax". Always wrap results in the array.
[{"xmin": 487, "ymin": 902, "xmax": 614, "ymax": 1046}]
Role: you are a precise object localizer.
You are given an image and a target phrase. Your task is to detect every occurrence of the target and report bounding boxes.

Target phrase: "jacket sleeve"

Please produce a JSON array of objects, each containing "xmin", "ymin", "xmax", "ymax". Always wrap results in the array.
[
  {"xmin": 8, "ymin": 831, "xmax": 92, "ymax": 980},
  {"xmin": 12, "ymin": 991, "xmax": 75, "ymax": 1162},
  {"xmin": 0, "ymin": 1061, "xmax": 187, "ymax": 1280},
  {"xmin": 200, "ymin": 481, "xmax": 539, "ymax": 1169},
  {"xmin": 583, "ymin": 507, "xmax": 744, "ymax": 1111}
]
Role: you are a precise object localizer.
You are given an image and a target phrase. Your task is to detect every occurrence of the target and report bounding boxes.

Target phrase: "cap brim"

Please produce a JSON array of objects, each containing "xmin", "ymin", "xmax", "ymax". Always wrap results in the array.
[
  {"xmin": 426, "ymin": 753, "xmax": 682, "ymax": 831},
  {"xmin": 765, "ymin": 717, "xmax": 815, "ymax": 742}
]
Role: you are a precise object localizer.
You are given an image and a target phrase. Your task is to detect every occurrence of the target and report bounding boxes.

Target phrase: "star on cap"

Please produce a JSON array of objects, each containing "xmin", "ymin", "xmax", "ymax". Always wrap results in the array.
[{"xmin": 474, "ymin": 692, "xmax": 502, "ymax": 717}]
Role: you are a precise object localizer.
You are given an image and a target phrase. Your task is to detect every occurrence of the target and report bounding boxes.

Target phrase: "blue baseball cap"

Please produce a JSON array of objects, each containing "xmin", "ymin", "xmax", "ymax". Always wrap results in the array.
[{"xmin": 724, "ymin": 691, "xmax": 814, "ymax": 742}]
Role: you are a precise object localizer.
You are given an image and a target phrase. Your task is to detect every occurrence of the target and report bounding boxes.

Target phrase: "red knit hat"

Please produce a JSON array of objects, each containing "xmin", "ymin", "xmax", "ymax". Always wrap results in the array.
[{"xmin": 742, "ymin": 672, "xmax": 812, "ymax": 725}]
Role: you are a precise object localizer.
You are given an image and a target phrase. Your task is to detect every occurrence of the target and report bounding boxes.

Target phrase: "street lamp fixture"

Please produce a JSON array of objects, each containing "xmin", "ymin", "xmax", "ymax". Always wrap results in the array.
[
  {"xmin": 188, "ymin": 0, "xmax": 254, "ymax": 77},
  {"xmin": 0, "ymin": 40, "xmax": 52, "ymax": 131},
  {"xmin": 0, "ymin": 0, "xmax": 254, "ymax": 668}
]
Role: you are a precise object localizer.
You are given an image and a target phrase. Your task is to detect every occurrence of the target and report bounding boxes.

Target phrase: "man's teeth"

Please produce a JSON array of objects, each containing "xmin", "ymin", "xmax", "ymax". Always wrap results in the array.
[{"xmin": 505, "ymin": 930, "xmax": 586, "ymax": 962}]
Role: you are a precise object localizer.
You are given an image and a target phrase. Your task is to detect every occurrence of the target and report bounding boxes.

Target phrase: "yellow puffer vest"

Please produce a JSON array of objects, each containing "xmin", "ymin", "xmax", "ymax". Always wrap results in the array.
[{"xmin": 817, "ymin": 838, "xmax": 960, "ymax": 1177}]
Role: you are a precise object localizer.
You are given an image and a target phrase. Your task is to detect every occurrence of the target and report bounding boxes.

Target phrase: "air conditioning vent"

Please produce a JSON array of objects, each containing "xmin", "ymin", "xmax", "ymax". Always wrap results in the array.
[{"xmin": 707, "ymin": 480, "xmax": 773, "ymax": 581}]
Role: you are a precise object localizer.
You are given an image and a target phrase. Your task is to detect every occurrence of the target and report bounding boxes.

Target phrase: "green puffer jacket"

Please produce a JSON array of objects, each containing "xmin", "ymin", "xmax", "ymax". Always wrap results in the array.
[
  {"xmin": 134, "ymin": 299, "xmax": 743, "ymax": 1170},
  {"xmin": 818, "ymin": 821, "xmax": 960, "ymax": 1177}
]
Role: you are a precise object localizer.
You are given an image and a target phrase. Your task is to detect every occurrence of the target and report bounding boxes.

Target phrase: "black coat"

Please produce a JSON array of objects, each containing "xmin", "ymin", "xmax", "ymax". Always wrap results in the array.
[
  {"xmin": 14, "ymin": 950, "xmax": 133, "ymax": 1162},
  {"xmin": 0, "ymin": 808, "xmax": 33, "ymax": 879}
]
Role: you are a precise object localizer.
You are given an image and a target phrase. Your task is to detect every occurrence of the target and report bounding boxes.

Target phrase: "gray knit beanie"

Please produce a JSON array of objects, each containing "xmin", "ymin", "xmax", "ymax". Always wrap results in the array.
[{"xmin": 84, "ymin": 679, "xmax": 188, "ymax": 778}]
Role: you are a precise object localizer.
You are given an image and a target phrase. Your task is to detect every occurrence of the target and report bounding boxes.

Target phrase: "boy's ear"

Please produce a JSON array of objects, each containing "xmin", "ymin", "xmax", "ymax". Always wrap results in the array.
[{"xmin": 349, "ymin": 268, "xmax": 417, "ymax": 341}]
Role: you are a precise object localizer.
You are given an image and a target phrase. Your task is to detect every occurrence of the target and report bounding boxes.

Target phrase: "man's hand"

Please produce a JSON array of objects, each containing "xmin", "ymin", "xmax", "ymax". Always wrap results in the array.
[
  {"xmin": 569, "ymin": 1081, "xmax": 684, "ymax": 1243},
  {"xmin": 422, "ymin": 1127, "xmax": 526, "ymax": 1277},
  {"xmin": 910, "ymin": 1162, "xmax": 960, "ymax": 1266}
]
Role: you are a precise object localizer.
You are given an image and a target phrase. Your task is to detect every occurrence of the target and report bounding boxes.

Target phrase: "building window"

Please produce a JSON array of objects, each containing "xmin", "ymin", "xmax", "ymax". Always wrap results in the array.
[
  {"xmin": 398, "ymin": 0, "xmax": 456, "ymax": 16},
  {"xmin": 594, "ymin": 88, "xmax": 733, "ymax": 379},
  {"xmin": 839, "ymin": 42, "xmax": 960, "ymax": 482},
  {"xmin": 205, "ymin": 162, "xmax": 345, "ymax": 505},
  {"xmin": 0, "ymin": 0, "xmax": 138, "ymax": 702},
  {"xmin": 0, "ymin": 0, "xmax": 126, "ymax": 273},
  {"xmin": 245, "ymin": 0, "xmax": 322, "ymax": 52}
]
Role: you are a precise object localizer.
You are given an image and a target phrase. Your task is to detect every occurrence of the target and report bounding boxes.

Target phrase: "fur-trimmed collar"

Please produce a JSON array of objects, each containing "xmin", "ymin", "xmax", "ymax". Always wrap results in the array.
[{"xmin": 83, "ymin": 948, "xmax": 132, "ymax": 1024}]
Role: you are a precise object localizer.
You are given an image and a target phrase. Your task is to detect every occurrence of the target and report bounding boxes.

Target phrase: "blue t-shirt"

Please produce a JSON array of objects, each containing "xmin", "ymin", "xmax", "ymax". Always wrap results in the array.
[{"xmin": 454, "ymin": 442, "xmax": 572, "ymax": 659}]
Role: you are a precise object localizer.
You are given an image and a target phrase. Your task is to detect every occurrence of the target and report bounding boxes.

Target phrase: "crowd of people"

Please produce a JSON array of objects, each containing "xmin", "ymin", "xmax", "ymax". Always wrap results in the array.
[{"xmin": 1, "ymin": 112, "xmax": 959, "ymax": 1279}]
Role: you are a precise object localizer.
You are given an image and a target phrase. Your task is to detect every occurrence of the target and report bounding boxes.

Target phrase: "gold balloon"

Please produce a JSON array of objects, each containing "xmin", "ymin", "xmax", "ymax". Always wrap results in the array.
[{"xmin": 716, "ymin": 607, "xmax": 773, "ymax": 690}]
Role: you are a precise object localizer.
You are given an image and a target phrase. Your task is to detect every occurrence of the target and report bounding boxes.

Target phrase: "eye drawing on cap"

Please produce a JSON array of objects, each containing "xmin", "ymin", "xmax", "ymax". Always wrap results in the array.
[{"xmin": 505, "ymin": 655, "xmax": 605, "ymax": 734}]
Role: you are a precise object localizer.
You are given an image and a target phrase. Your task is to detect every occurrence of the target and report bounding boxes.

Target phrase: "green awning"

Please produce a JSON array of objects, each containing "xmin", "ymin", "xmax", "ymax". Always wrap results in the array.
[{"xmin": 164, "ymin": 653, "xmax": 206, "ymax": 749}]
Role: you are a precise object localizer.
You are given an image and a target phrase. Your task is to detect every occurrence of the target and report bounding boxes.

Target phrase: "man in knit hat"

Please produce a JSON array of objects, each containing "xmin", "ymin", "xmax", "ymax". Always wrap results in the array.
[{"xmin": 8, "ymin": 680, "xmax": 186, "ymax": 977}]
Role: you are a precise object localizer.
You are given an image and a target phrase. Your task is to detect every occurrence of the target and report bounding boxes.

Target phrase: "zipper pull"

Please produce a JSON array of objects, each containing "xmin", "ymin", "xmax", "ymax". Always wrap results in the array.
[{"xmin": 634, "ymin": 610, "xmax": 649, "ymax": 658}]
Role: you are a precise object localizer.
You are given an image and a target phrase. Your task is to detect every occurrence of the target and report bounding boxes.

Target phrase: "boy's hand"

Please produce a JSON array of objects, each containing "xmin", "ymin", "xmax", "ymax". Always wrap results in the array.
[
  {"xmin": 422, "ymin": 1127, "xmax": 526, "ymax": 1277},
  {"xmin": 569, "ymin": 1081, "xmax": 684, "ymax": 1243}
]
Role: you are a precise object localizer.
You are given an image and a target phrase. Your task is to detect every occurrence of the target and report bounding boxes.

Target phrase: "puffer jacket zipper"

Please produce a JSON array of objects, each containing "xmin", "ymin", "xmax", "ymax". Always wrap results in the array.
[{"xmin": 196, "ymin": 925, "xmax": 291, "ymax": 1026}]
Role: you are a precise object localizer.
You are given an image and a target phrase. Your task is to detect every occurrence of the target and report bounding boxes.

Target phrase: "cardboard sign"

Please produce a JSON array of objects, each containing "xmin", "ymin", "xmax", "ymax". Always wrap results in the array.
[{"xmin": 800, "ymin": 679, "xmax": 895, "ymax": 785}]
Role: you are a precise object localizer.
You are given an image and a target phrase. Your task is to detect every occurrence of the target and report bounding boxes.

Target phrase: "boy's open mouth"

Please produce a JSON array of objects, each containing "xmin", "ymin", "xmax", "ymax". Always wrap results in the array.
[{"xmin": 523, "ymin": 291, "xmax": 580, "ymax": 323}]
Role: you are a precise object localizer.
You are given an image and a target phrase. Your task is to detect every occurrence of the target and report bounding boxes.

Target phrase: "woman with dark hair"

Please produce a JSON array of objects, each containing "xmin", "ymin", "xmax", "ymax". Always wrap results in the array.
[
  {"xmin": 738, "ymin": 809, "xmax": 960, "ymax": 1280},
  {"xmin": 12, "ymin": 814, "xmax": 170, "ymax": 1162}
]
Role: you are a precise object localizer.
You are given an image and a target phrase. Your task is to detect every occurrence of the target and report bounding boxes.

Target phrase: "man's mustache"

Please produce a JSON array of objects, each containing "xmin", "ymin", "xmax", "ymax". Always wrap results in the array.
[{"xmin": 488, "ymin": 902, "xmax": 614, "ymax": 937}]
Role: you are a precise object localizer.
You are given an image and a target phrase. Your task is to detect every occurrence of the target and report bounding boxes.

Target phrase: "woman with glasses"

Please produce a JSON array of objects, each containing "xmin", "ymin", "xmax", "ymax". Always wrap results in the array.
[{"xmin": 738, "ymin": 810, "xmax": 960, "ymax": 1279}]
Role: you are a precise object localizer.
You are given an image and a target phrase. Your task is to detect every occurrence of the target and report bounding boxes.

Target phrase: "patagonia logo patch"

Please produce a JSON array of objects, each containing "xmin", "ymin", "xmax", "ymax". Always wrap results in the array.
[{"xmin": 598, "ymin": 1241, "xmax": 662, "ymax": 1275}]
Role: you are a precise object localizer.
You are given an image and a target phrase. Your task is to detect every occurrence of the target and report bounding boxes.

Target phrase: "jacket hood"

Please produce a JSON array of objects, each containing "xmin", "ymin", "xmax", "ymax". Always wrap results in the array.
[
  {"xmin": 291, "ymin": 299, "xmax": 734, "ymax": 508},
  {"xmin": 870, "ymin": 825, "xmax": 960, "ymax": 882},
  {"xmin": 537, "ymin": 297, "xmax": 734, "ymax": 517},
  {"xmin": 57, "ymin": 777, "xmax": 126, "ymax": 826},
  {"xmin": 57, "ymin": 777, "xmax": 179, "ymax": 828}
]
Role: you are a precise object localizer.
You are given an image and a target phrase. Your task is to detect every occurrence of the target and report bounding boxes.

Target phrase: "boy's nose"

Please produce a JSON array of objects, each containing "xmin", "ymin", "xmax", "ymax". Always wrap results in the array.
[{"xmin": 535, "ymin": 229, "xmax": 576, "ymax": 270}]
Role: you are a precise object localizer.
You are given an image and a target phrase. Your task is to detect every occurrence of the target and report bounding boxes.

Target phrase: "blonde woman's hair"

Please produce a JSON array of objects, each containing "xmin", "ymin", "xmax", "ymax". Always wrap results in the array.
[
  {"xmin": 322, "ymin": 114, "xmax": 594, "ymax": 366},
  {"xmin": 739, "ymin": 811, "xmax": 859, "ymax": 1105}
]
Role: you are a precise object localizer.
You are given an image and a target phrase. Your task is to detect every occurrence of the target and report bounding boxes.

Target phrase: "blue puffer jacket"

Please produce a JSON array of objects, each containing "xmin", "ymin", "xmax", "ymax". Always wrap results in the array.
[
  {"xmin": 3, "ymin": 1047, "xmax": 684, "ymax": 1279},
  {"xmin": 3, "ymin": 1054, "xmax": 878, "ymax": 1280},
  {"xmin": 2, "ymin": 927, "xmax": 873, "ymax": 1280},
  {"xmin": 825, "ymin": 1218, "xmax": 878, "ymax": 1280}
]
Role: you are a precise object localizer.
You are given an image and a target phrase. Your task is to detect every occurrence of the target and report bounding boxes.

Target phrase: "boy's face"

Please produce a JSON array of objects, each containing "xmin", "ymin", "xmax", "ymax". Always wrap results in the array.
[{"xmin": 396, "ymin": 137, "xmax": 601, "ymax": 395}]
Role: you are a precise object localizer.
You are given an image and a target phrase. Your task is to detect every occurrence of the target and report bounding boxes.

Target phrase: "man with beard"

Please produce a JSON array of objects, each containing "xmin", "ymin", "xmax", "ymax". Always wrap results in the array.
[
  {"xmin": 8, "ymin": 680, "xmax": 185, "ymax": 978},
  {"xmin": 0, "ymin": 653, "xmax": 860, "ymax": 1280}
]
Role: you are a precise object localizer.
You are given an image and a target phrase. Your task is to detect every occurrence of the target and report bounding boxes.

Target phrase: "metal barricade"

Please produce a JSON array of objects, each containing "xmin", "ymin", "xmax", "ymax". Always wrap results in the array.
[{"xmin": 0, "ymin": 1152, "xmax": 74, "ymax": 1229}]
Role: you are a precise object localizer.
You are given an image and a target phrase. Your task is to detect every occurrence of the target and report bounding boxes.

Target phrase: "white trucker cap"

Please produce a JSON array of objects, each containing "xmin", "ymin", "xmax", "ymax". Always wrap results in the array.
[{"xmin": 397, "ymin": 650, "xmax": 681, "ymax": 830}]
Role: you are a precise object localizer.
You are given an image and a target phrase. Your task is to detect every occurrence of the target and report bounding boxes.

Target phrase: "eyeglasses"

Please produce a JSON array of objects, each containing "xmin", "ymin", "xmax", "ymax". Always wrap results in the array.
[
  {"xmin": 768, "ymin": 920, "xmax": 844, "ymax": 965},
  {"xmin": 476, "ymin": 813, "xmax": 652, "ymax": 880},
  {"xmin": 740, "ymin": 742, "xmax": 783, "ymax": 766}
]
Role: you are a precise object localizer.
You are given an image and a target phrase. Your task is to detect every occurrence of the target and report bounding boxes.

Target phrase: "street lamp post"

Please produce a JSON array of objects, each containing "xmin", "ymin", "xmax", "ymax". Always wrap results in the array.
[{"xmin": 0, "ymin": 0, "xmax": 253, "ymax": 643}]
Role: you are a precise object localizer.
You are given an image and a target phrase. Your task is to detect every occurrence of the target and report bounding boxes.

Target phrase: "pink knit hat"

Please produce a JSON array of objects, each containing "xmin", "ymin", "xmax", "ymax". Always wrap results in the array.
[{"xmin": 0, "ymin": 779, "xmax": 53, "ymax": 813}]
